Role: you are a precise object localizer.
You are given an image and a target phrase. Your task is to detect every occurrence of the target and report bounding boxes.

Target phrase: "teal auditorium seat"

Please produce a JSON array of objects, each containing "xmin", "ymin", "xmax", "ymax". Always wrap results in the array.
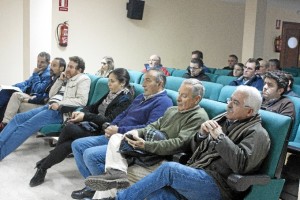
[
  {"xmin": 240, "ymin": 110, "xmax": 292, "ymax": 200},
  {"xmin": 218, "ymin": 85, "xmax": 237, "ymax": 103},
  {"xmin": 293, "ymin": 77, "xmax": 300, "ymax": 85},
  {"xmin": 199, "ymin": 98, "xmax": 226, "ymax": 119},
  {"xmin": 86, "ymin": 74, "xmax": 100, "ymax": 105},
  {"xmin": 291, "ymin": 85, "xmax": 300, "ymax": 96},
  {"xmin": 283, "ymin": 68, "xmax": 299, "ymax": 77},
  {"xmin": 131, "ymin": 83, "xmax": 144, "ymax": 98},
  {"xmin": 206, "ymin": 73, "xmax": 219, "ymax": 82},
  {"xmin": 214, "ymin": 69, "xmax": 231, "ymax": 76},
  {"xmin": 286, "ymin": 96, "xmax": 300, "ymax": 142},
  {"xmin": 201, "ymin": 81, "xmax": 223, "ymax": 101},
  {"xmin": 166, "ymin": 89, "xmax": 178, "ymax": 106},
  {"xmin": 38, "ymin": 77, "xmax": 108, "ymax": 137},
  {"xmin": 171, "ymin": 69, "xmax": 186, "ymax": 77},
  {"xmin": 215, "ymin": 75, "xmax": 237, "ymax": 85},
  {"xmin": 165, "ymin": 67, "xmax": 175, "ymax": 75},
  {"xmin": 207, "ymin": 67, "xmax": 216, "ymax": 74},
  {"xmin": 165, "ymin": 76, "xmax": 185, "ymax": 92},
  {"xmin": 128, "ymin": 70, "xmax": 143, "ymax": 84}
]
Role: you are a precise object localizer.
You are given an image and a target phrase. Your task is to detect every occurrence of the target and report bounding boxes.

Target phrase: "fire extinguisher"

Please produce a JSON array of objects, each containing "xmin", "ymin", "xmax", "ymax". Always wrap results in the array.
[
  {"xmin": 56, "ymin": 21, "xmax": 68, "ymax": 47},
  {"xmin": 274, "ymin": 35, "xmax": 281, "ymax": 52}
]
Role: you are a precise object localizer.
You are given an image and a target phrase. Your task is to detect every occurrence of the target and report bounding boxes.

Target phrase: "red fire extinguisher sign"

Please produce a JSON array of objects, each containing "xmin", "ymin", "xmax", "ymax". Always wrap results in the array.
[{"xmin": 59, "ymin": 0, "xmax": 68, "ymax": 12}]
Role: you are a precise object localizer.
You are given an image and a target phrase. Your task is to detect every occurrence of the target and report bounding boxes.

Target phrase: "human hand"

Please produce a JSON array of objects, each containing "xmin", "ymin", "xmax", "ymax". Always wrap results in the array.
[
  {"xmin": 104, "ymin": 125, "xmax": 119, "ymax": 138},
  {"xmin": 48, "ymin": 103, "xmax": 60, "ymax": 110},
  {"xmin": 68, "ymin": 112, "xmax": 84, "ymax": 123},
  {"xmin": 124, "ymin": 131, "xmax": 145, "ymax": 149},
  {"xmin": 59, "ymin": 72, "xmax": 67, "ymax": 80}
]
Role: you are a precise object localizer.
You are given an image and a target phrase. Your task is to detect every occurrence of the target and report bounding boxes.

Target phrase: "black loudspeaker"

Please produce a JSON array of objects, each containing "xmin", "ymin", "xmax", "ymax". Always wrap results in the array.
[{"xmin": 127, "ymin": 0, "xmax": 145, "ymax": 20}]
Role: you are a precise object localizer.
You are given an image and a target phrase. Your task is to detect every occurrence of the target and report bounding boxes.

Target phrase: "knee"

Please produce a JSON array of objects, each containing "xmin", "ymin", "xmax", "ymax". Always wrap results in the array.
[
  {"xmin": 159, "ymin": 162, "xmax": 180, "ymax": 171},
  {"xmin": 71, "ymin": 139, "xmax": 81, "ymax": 152}
]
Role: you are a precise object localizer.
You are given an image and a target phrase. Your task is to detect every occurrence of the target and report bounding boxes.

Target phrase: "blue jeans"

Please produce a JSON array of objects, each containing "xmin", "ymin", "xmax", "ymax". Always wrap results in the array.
[
  {"xmin": 116, "ymin": 162, "xmax": 222, "ymax": 200},
  {"xmin": 71, "ymin": 135, "xmax": 109, "ymax": 178},
  {"xmin": 0, "ymin": 105, "xmax": 63, "ymax": 160}
]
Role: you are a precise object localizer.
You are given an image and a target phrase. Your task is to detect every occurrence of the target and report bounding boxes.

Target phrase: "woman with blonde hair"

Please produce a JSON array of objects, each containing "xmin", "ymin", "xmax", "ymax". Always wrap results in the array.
[{"xmin": 95, "ymin": 56, "xmax": 114, "ymax": 77}]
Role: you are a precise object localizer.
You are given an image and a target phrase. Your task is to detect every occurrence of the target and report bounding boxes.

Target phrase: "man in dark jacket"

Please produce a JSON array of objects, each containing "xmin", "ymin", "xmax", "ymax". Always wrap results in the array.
[
  {"xmin": 97, "ymin": 85, "xmax": 270, "ymax": 200},
  {"xmin": 183, "ymin": 58, "xmax": 211, "ymax": 82},
  {"xmin": 0, "ymin": 58, "xmax": 66, "ymax": 130}
]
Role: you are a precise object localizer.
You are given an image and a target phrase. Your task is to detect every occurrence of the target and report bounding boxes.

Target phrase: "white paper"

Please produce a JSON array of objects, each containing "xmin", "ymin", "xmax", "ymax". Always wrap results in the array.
[{"xmin": 0, "ymin": 85, "xmax": 22, "ymax": 92}]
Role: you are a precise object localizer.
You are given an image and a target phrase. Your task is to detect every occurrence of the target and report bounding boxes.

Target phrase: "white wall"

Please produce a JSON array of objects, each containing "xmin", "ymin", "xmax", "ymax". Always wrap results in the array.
[
  {"xmin": 51, "ymin": 0, "xmax": 245, "ymax": 74},
  {"xmin": 0, "ymin": 0, "xmax": 24, "ymax": 85}
]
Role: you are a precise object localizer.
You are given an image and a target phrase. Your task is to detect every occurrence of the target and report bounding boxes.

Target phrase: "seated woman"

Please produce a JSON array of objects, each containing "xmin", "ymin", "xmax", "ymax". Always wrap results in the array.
[
  {"xmin": 29, "ymin": 68, "xmax": 134, "ymax": 187},
  {"xmin": 228, "ymin": 63, "xmax": 244, "ymax": 77},
  {"xmin": 95, "ymin": 56, "xmax": 114, "ymax": 78}
]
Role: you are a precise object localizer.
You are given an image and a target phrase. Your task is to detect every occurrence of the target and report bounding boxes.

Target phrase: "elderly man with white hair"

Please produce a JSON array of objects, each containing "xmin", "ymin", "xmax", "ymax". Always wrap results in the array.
[{"xmin": 91, "ymin": 85, "xmax": 271, "ymax": 200}]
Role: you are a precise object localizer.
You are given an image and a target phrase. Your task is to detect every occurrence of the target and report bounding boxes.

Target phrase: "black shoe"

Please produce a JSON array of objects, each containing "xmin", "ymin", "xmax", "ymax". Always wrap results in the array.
[
  {"xmin": 29, "ymin": 168, "xmax": 47, "ymax": 187},
  {"xmin": 71, "ymin": 187, "xmax": 95, "ymax": 199}
]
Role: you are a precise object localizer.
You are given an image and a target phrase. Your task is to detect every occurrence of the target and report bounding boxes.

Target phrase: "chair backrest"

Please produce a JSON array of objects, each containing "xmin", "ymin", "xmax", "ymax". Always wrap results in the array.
[
  {"xmin": 258, "ymin": 110, "xmax": 292, "ymax": 178},
  {"xmin": 128, "ymin": 70, "xmax": 143, "ymax": 84},
  {"xmin": 131, "ymin": 83, "xmax": 144, "ymax": 98},
  {"xmin": 287, "ymin": 96, "xmax": 300, "ymax": 142},
  {"xmin": 293, "ymin": 77, "xmax": 300, "ymax": 85},
  {"xmin": 86, "ymin": 74, "xmax": 100, "ymax": 105},
  {"xmin": 291, "ymin": 125, "xmax": 300, "ymax": 144},
  {"xmin": 207, "ymin": 67, "xmax": 216, "ymax": 74},
  {"xmin": 291, "ymin": 85, "xmax": 300, "ymax": 96},
  {"xmin": 89, "ymin": 78, "xmax": 109, "ymax": 104},
  {"xmin": 201, "ymin": 81, "xmax": 223, "ymax": 101},
  {"xmin": 214, "ymin": 69, "xmax": 232, "ymax": 76},
  {"xmin": 165, "ymin": 76, "xmax": 185, "ymax": 92},
  {"xmin": 171, "ymin": 69, "xmax": 187, "ymax": 77},
  {"xmin": 206, "ymin": 73, "xmax": 219, "ymax": 82},
  {"xmin": 215, "ymin": 75, "xmax": 237, "ymax": 85},
  {"xmin": 218, "ymin": 85, "xmax": 237, "ymax": 103},
  {"xmin": 165, "ymin": 67, "xmax": 175, "ymax": 75},
  {"xmin": 199, "ymin": 98, "xmax": 227, "ymax": 119},
  {"xmin": 283, "ymin": 68, "xmax": 299, "ymax": 77},
  {"xmin": 166, "ymin": 89, "xmax": 178, "ymax": 106}
]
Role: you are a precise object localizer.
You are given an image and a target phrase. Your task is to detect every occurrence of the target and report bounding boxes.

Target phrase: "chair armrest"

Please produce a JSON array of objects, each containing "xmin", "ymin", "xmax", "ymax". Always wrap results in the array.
[
  {"xmin": 172, "ymin": 152, "xmax": 191, "ymax": 164},
  {"xmin": 59, "ymin": 105, "xmax": 80, "ymax": 113},
  {"xmin": 227, "ymin": 174, "xmax": 270, "ymax": 192}
]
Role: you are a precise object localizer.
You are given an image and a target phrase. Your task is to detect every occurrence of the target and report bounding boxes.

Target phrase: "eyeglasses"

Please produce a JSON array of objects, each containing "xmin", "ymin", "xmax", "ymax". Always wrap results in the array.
[
  {"xmin": 227, "ymin": 97, "xmax": 251, "ymax": 108},
  {"xmin": 101, "ymin": 62, "xmax": 107, "ymax": 65},
  {"xmin": 189, "ymin": 67, "xmax": 201, "ymax": 70}
]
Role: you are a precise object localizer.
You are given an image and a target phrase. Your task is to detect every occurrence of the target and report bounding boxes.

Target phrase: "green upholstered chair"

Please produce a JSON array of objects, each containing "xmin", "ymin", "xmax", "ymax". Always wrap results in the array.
[
  {"xmin": 37, "ymin": 77, "xmax": 109, "ymax": 137},
  {"xmin": 287, "ymin": 96, "xmax": 300, "ymax": 155},
  {"xmin": 207, "ymin": 67, "xmax": 216, "ymax": 74},
  {"xmin": 166, "ymin": 89, "xmax": 178, "ymax": 106},
  {"xmin": 214, "ymin": 69, "xmax": 232, "ymax": 76},
  {"xmin": 128, "ymin": 70, "xmax": 143, "ymax": 84},
  {"xmin": 206, "ymin": 73, "xmax": 219, "ymax": 82},
  {"xmin": 291, "ymin": 85, "xmax": 300, "ymax": 96},
  {"xmin": 293, "ymin": 77, "xmax": 300, "ymax": 85},
  {"xmin": 199, "ymin": 98, "xmax": 226, "ymax": 119},
  {"xmin": 215, "ymin": 75, "xmax": 237, "ymax": 85},
  {"xmin": 131, "ymin": 83, "xmax": 144, "ymax": 98},
  {"xmin": 217, "ymin": 85, "xmax": 237, "ymax": 103},
  {"xmin": 165, "ymin": 67, "xmax": 175, "ymax": 75},
  {"xmin": 201, "ymin": 81, "xmax": 223, "ymax": 101},
  {"xmin": 171, "ymin": 69, "xmax": 187, "ymax": 77},
  {"xmin": 165, "ymin": 76, "xmax": 185, "ymax": 92}
]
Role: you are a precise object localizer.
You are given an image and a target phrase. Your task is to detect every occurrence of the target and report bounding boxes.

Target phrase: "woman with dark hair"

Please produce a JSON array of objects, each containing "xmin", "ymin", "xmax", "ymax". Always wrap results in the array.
[
  {"xmin": 29, "ymin": 68, "xmax": 133, "ymax": 187},
  {"xmin": 95, "ymin": 56, "xmax": 115, "ymax": 78}
]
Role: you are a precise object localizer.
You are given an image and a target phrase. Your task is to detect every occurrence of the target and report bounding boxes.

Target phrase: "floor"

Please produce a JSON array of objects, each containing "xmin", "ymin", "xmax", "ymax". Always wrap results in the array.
[{"xmin": 0, "ymin": 135, "xmax": 84, "ymax": 200}]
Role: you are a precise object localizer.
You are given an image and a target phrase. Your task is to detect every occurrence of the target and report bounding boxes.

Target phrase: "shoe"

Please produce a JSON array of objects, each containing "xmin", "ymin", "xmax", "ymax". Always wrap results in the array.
[
  {"xmin": 85, "ymin": 168, "xmax": 130, "ymax": 191},
  {"xmin": 0, "ymin": 122, "xmax": 7, "ymax": 132},
  {"xmin": 71, "ymin": 187, "xmax": 95, "ymax": 199},
  {"xmin": 29, "ymin": 168, "xmax": 47, "ymax": 187}
]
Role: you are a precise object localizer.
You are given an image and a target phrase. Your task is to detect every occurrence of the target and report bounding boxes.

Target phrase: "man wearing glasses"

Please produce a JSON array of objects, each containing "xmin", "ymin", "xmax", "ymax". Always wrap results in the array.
[
  {"xmin": 183, "ymin": 58, "xmax": 211, "ymax": 82},
  {"xmin": 142, "ymin": 54, "xmax": 170, "ymax": 76},
  {"xmin": 88, "ymin": 85, "xmax": 270, "ymax": 200}
]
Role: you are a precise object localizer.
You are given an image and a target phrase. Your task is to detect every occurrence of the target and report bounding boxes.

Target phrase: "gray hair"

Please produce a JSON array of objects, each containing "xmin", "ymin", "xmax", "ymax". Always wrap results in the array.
[
  {"xmin": 233, "ymin": 85, "xmax": 262, "ymax": 115},
  {"xmin": 181, "ymin": 78, "xmax": 205, "ymax": 98}
]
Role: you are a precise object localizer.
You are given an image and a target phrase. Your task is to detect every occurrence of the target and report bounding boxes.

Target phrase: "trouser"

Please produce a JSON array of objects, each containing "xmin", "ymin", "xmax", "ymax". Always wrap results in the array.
[
  {"xmin": 2, "ymin": 92, "xmax": 42, "ymax": 123},
  {"xmin": 39, "ymin": 123, "xmax": 98, "ymax": 169},
  {"xmin": 0, "ymin": 90, "xmax": 15, "ymax": 121}
]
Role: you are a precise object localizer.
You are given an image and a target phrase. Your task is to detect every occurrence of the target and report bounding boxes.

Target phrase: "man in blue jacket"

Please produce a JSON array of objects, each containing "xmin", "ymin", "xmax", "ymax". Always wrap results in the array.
[
  {"xmin": 70, "ymin": 69, "xmax": 173, "ymax": 199},
  {"xmin": 0, "ymin": 57, "xmax": 66, "ymax": 130},
  {"xmin": 0, "ymin": 52, "xmax": 51, "ymax": 124},
  {"xmin": 229, "ymin": 58, "xmax": 264, "ymax": 91}
]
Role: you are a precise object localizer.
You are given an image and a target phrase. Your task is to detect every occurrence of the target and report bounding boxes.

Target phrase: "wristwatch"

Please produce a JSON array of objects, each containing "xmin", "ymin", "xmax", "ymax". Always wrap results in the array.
[{"xmin": 216, "ymin": 133, "xmax": 225, "ymax": 143}]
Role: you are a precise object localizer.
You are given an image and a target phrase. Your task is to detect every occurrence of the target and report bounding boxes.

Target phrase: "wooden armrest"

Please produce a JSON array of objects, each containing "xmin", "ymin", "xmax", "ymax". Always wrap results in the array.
[
  {"xmin": 172, "ymin": 152, "xmax": 191, "ymax": 164},
  {"xmin": 227, "ymin": 174, "xmax": 270, "ymax": 192}
]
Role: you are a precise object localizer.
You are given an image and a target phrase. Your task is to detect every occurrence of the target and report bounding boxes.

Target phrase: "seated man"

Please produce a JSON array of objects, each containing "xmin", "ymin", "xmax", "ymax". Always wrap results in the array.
[
  {"xmin": 0, "ymin": 52, "xmax": 52, "ymax": 125},
  {"xmin": 0, "ymin": 57, "xmax": 66, "ymax": 130},
  {"xmin": 84, "ymin": 79, "xmax": 209, "ymax": 195},
  {"xmin": 92, "ymin": 85, "xmax": 270, "ymax": 200},
  {"xmin": 70, "ymin": 69, "xmax": 173, "ymax": 199},
  {"xmin": 189, "ymin": 50, "xmax": 210, "ymax": 73},
  {"xmin": 182, "ymin": 58, "xmax": 211, "ymax": 82},
  {"xmin": 223, "ymin": 54, "xmax": 238, "ymax": 70},
  {"xmin": 0, "ymin": 56, "xmax": 91, "ymax": 160},
  {"xmin": 261, "ymin": 71, "xmax": 295, "ymax": 119},
  {"xmin": 229, "ymin": 58, "xmax": 264, "ymax": 91},
  {"xmin": 256, "ymin": 59, "xmax": 269, "ymax": 79},
  {"xmin": 142, "ymin": 54, "xmax": 170, "ymax": 76},
  {"xmin": 268, "ymin": 58, "xmax": 281, "ymax": 71}
]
